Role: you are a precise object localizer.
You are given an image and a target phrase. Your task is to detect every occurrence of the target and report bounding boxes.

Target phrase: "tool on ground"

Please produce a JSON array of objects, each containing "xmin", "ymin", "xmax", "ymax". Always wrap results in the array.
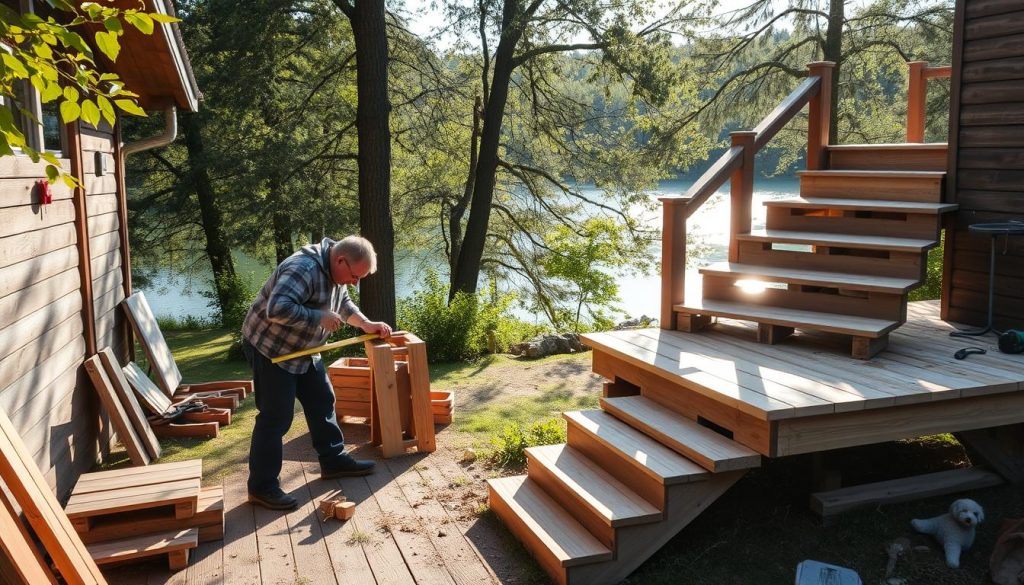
[
  {"xmin": 954, "ymin": 347, "xmax": 986, "ymax": 360},
  {"xmin": 272, "ymin": 333, "xmax": 380, "ymax": 364},
  {"xmin": 998, "ymin": 330, "xmax": 1024, "ymax": 355}
]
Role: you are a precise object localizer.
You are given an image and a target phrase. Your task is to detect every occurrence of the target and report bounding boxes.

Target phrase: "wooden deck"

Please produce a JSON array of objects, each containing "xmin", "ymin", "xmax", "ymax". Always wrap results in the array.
[{"xmin": 584, "ymin": 300, "xmax": 1024, "ymax": 457}]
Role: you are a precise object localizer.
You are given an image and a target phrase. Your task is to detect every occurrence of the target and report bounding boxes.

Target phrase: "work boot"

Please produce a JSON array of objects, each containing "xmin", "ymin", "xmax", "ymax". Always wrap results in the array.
[
  {"xmin": 321, "ymin": 453, "xmax": 376, "ymax": 479},
  {"xmin": 247, "ymin": 488, "xmax": 298, "ymax": 510}
]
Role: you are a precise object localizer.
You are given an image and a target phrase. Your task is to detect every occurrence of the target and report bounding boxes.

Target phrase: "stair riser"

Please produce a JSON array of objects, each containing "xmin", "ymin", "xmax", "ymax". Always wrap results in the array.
[
  {"xmin": 800, "ymin": 175, "xmax": 943, "ymax": 202},
  {"xmin": 702, "ymin": 275, "xmax": 908, "ymax": 321},
  {"xmin": 566, "ymin": 472, "xmax": 747, "ymax": 585},
  {"xmin": 487, "ymin": 482, "xmax": 571, "ymax": 585},
  {"xmin": 737, "ymin": 241, "xmax": 927, "ymax": 280},
  {"xmin": 527, "ymin": 453, "xmax": 617, "ymax": 550},
  {"xmin": 828, "ymin": 147, "xmax": 947, "ymax": 171},
  {"xmin": 766, "ymin": 206, "xmax": 940, "ymax": 240},
  {"xmin": 565, "ymin": 421, "xmax": 667, "ymax": 509}
]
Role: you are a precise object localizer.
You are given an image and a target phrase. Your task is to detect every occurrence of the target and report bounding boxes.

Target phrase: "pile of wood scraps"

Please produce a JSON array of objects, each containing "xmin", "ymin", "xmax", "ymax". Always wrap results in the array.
[{"xmin": 121, "ymin": 361, "xmax": 231, "ymax": 439}]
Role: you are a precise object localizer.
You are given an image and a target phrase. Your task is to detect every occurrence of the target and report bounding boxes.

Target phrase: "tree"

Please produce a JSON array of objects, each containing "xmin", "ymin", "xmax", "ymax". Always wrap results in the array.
[
  {"xmin": 0, "ymin": 1, "xmax": 174, "ymax": 181},
  {"xmin": 331, "ymin": 0, "xmax": 396, "ymax": 327}
]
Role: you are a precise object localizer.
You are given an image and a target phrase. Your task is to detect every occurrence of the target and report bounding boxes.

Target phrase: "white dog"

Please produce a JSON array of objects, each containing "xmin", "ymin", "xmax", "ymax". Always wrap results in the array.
[{"xmin": 911, "ymin": 498, "xmax": 985, "ymax": 568}]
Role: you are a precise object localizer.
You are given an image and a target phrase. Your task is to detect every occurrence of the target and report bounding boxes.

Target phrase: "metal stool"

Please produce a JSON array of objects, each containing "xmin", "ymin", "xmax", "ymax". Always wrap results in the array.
[{"xmin": 950, "ymin": 221, "xmax": 1024, "ymax": 337}]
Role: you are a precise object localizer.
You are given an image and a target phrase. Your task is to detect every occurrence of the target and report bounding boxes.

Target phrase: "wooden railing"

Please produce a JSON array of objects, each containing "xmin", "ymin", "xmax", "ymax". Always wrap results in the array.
[
  {"xmin": 660, "ymin": 62, "xmax": 835, "ymax": 330},
  {"xmin": 906, "ymin": 61, "xmax": 952, "ymax": 143}
]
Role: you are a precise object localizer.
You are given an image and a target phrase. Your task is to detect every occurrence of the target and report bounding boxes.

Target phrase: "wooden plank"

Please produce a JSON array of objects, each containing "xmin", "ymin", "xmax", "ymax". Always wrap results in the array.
[
  {"xmin": 959, "ymin": 168, "xmax": 1024, "ymax": 191},
  {"xmin": 0, "ymin": 486, "xmax": 58, "ymax": 584},
  {"xmin": 97, "ymin": 349, "xmax": 161, "ymax": 461},
  {"xmin": 65, "ymin": 478, "xmax": 199, "ymax": 520},
  {"xmin": 89, "ymin": 229, "xmax": 121, "ymax": 258},
  {"xmin": 93, "ymin": 285, "xmax": 126, "ymax": 323},
  {"xmin": 87, "ymin": 212, "xmax": 118, "ymax": 240},
  {"xmin": 79, "ymin": 132, "xmax": 114, "ymax": 154},
  {"xmin": 797, "ymin": 170, "xmax": 944, "ymax": 202},
  {"xmin": 83, "ymin": 174, "xmax": 118, "ymax": 197},
  {"xmin": 965, "ymin": 10, "xmax": 1024, "ymax": 40},
  {"xmin": 0, "ymin": 244, "xmax": 78, "ymax": 300},
  {"xmin": 92, "ymin": 264, "xmax": 122, "ymax": 303},
  {"xmin": 737, "ymin": 229, "xmax": 936, "ymax": 253},
  {"xmin": 775, "ymin": 390, "xmax": 1024, "ymax": 456},
  {"xmin": 89, "ymin": 246, "xmax": 120, "ymax": 278},
  {"xmin": 85, "ymin": 193, "xmax": 118, "ymax": 217},
  {"xmin": 961, "ymin": 102, "xmax": 1024, "ymax": 126},
  {"xmin": 0, "ymin": 199, "xmax": 76, "ymax": 238},
  {"xmin": 221, "ymin": 479, "xmax": 261, "ymax": 585},
  {"xmin": 297, "ymin": 462, "xmax": 374, "ymax": 585},
  {"xmin": 957, "ymin": 189, "xmax": 1024, "ymax": 213},
  {"xmin": 961, "ymin": 79, "xmax": 1024, "ymax": 104},
  {"xmin": 826, "ymin": 143, "xmax": 947, "ymax": 171},
  {"xmin": 736, "ymin": 240, "xmax": 924, "ymax": 280},
  {"xmin": 960, "ymin": 125, "xmax": 1024, "ymax": 147},
  {"xmin": 251, "ymin": 479, "xmax": 297, "ymax": 584},
  {"xmin": 699, "ymin": 262, "xmax": 917, "ymax": 293},
  {"xmin": 406, "ymin": 337, "xmax": 436, "ymax": 453},
  {"xmin": 0, "ymin": 222, "xmax": 77, "ymax": 270},
  {"xmin": 675, "ymin": 298, "xmax": 899, "ymax": 339},
  {"xmin": 962, "ymin": 56, "xmax": 1024, "ymax": 84},
  {"xmin": 78, "ymin": 486, "xmax": 220, "ymax": 545},
  {"xmin": 0, "ymin": 334, "xmax": 84, "ymax": 424},
  {"xmin": 276, "ymin": 460, "xmax": 338, "ymax": 585},
  {"xmin": 0, "ymin": 154, "xmax": 67, "ymax": 178},
  {"xmin": 122, "ymin": 362, "xmax": 175, "ymax": 415},
  {"xmin": 123, "ymin": 292, "xmax": 183, "ymax": 396},
  {"xmin": 966, "ymin": 0, "xmax": 1024, "ymax": 19},
  {"xmin": 82, "ymin": 355, "xmax": 151, "ymax": 467},
  {"xmin": 86, "ymin": 528, "xmax": 197, "ymax": 567},
  {"xmin": 0, "ymin": 407, "xmax": 107, "ymax": 584},
  {"xmin": 367, "ymin": 341, "xmax": 404, "ymax": 457},
  {"xmin": 810, "ymin": 467, "xmax": 1004, "ymax": 518},
  {"xmin": 0, "ymin": 313, "xmax": 81, "ymax": 391},
  {"xmin": 74, "ymin": 461, "xmax": 201, "ymax": 496},
  {"xmin": 0, "ymin": 178, "xmax": 74, "ymax": 209},
  {"xmin": 763, "ymin": 196, "xmax": 955, "ymax": 214},
  {"xmin": 959, "ymin": 147, "xmax": 1024, "ymax": 170},
  {"xmin": 0, "ymin": 267, "xmax": 79, "ymax": 331}
]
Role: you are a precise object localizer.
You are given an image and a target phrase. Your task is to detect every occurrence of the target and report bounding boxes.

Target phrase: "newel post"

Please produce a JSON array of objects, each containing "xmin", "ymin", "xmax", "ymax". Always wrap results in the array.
[
  {"xmin": 806, "ymin": 61, "xmax": 835, "ymax": 170},
  {"xmin": 906, "ymin": 61, "xmax": 927, "ymax": 143},
  {"xmin": 729, "ymin": 131, "xmax": 757, "ymax": 263},
  {"xmin": 660, "ymin": 197, "xmax": 689, "ymax": 331}
]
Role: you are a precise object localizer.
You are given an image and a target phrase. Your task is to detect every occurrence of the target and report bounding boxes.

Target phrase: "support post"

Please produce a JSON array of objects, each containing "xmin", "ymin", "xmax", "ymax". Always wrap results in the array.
[
  {"xmin": 906, "ymin": 61, "xmax": 927, "ymax": 143},
  {"xmin": 660, "ymin": 197, "xmax": 689, "ymax": 330},
  {"xmin": 806, "ymin": 62, "xmax": 835, "ymax": 171},
  {"xmin": 729, "ymin": 131, "xmax": 756, "ymax": 263}
]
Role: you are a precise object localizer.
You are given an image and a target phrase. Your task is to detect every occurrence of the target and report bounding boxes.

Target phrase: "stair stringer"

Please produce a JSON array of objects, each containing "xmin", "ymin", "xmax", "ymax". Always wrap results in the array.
[{"xmin": 565, "ymin": 469, "xmax": 747, "ymax": 585}]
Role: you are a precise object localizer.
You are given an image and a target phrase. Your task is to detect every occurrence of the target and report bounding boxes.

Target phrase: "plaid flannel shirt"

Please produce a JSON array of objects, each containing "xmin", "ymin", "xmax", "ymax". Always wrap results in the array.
[{"xmin": 242, "ymin": 238, "xmax": 360, "ymax": 374}]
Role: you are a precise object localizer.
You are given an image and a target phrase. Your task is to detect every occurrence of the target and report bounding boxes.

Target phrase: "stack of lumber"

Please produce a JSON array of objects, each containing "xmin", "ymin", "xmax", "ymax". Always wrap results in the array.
[
  {"xmin": 65, "ymin": 459, "xmax": 222, "ymax": 570},
  {"xmin": 122, "ymin": 361, "xmax": 231, "ymax": 439},
  {"xmin": 328, "ymin": 356, "xmax": 375, "ymax": 419},
  {"xmin": 431, "ymin": 390, "xmax": 454, "ymax": 424}
]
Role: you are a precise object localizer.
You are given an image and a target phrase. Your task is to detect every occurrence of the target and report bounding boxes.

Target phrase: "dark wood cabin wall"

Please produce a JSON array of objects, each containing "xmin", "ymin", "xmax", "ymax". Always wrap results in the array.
[
  {"xmin": 0, "ymin": 155, "xmax": 93, "ymax": 498},
  {"xmin": 947, "ymin": 0, "xmax": 1024, "ymax": 329}
]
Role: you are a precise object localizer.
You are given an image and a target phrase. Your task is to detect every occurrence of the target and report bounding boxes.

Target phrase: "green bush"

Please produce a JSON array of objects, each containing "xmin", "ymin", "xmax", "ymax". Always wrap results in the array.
[
  {"xmin": 909, "ymin": 234, "xmax": 944, "ymax": 302},
  {"xmin": 156, "ymin": 314, "xmax": 215, "ymax": 331},
  {"xmin": 398, "ymin": 271, "xmax": 546, "ymax": 361},
  {"xmin": 488, "ymin": 419, "xmax": 566, "ymax": 468}
]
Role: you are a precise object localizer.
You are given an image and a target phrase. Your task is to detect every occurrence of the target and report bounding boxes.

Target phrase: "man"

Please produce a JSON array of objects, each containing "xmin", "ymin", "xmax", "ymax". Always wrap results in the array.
[{"xmin": 241, "ymin": 236, "xmax": 393, "ymax": 510}]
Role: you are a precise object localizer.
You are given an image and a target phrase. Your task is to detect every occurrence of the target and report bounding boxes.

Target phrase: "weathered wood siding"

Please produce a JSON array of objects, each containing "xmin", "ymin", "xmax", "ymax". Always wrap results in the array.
[
  {"xmin": 0, "ymin": 121, "xmax": 130, "ymax": 498},
  {"xmin": 945, "ymin": 0, "xmax": 1024, "ymax": 328}
]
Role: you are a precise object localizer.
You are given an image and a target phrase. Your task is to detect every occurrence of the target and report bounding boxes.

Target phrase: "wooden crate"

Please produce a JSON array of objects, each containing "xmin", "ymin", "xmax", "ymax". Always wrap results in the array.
[
  {"xmin": 431, "ymin": 390, "xmax": 454, "ymax": 425},
  {"xmin": 329, "ymin": 356, "xmax": 407, "ymax": 421}
]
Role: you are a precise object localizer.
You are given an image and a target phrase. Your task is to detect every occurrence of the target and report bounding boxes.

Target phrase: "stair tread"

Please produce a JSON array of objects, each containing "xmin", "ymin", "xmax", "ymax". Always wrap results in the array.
[
  {"xmin": 827, "ymin": 143, "xmax": 947, "ymax": 151},
  {"xmin": 527, "ymin": 444, "xmax": 662, "ymax": 527},
  {"xmin": 700, "ymin": 262, "xmax": 918, "ymax": 293},
  {"xmin": 86, "ymin": 528, "xmax": 198, "ymax": 563},
  {"xmin": 737, "ymin": 229, "xmax": 936, "ymax": 252},
  {"xmin": 564, "ymin": 410, "xmax": 710, "ymax": 484},
  {"xmin": 674, "ymin": 298, "xmax": 899, "ymax": 338},
  {"xmin": 600, "ymin": 397, "xmax": 761, "ymax": 473},
  {"xmin": 488, "ymin": 475, "xmax": 612, "ymax": 567},
  {"xmin": 797, "ymin": 169, "xmax": 945, "ymax": 178},
  {"xmin": 764, "ymin": 196, "xmax": 957, "ymax": 214}
]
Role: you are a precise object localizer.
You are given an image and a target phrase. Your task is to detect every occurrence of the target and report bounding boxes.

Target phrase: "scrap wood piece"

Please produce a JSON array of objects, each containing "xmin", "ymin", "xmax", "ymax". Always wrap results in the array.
[
  {"xmin": 86, "ymin": 527, "xmax": 198, "ymax": 571},
  {"xmin": 0, "ymin": 488, "xmax": 57, "ymax": 584},
  {"xmin": 121, "ymin": 361, "xmax": 173, "ymax": 416},
  {"xmin": 0, "ymin": 407, "xmax": 108, "ymax": 584},
  {"xmin": 83, "ymin": 355, "xmax": 151, "ymax": 466},
  {"xmin": 121, "ymin": 292, "xmax": 183, "ymax": 398},
  {"xmin": 97, "ymin": 348, "xmax": 161, "ymax": 461},
  {"xmin": 319, "ymin": 490, "xmax": 354, "ymax": 521}
]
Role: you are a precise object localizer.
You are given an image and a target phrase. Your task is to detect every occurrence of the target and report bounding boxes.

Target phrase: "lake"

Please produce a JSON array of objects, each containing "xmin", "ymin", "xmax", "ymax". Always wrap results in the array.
[{"xmin": 140, "ymin": 176, "xmax": 801, "ymax": 324}]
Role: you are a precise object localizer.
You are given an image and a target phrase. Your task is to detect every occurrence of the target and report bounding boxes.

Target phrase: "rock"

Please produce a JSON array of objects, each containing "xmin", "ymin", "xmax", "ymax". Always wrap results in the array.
[
  {"xmin": 460, "ymin": 448, "xmax": 477, "ymax": 463},
  {"xmin": 509, "ymin": 333, "xmax": 587, "ymax": 358},
  {"xmin": 614, "ymin": 315, "xmax": 659, "ymax": 330}
]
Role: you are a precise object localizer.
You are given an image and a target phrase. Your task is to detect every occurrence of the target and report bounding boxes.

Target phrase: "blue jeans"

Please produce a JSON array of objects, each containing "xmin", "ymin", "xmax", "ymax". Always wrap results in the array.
[{"xmin": 243, "ymin": 339, "xmax": 346, "ymax": 494}]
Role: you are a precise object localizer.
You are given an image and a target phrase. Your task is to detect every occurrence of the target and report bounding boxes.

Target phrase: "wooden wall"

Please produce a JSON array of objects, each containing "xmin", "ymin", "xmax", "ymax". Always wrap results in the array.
[
  {"xmin": 944, "ymin": 0, "xmax": 1024, "ymax": 329},
  {"xmin": 0, "ymin": 120, "xmax": 130, "ymax": 499}
]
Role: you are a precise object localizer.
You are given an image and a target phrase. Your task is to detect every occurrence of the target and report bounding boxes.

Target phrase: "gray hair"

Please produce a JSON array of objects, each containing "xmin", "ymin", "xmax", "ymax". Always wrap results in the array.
[{"xmin": 333, "ymin": 236, "xmax": 377, "ymax": 274}]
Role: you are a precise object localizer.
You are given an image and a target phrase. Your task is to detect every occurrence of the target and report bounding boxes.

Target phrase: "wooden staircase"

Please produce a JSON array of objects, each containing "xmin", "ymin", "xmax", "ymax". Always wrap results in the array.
[
  {"xmin": 676, "ymin": 143, "xmax": 956, "ymax": 359},
  {"xmin": 487, "ymin": 396, "xmax": 761, "ymax": 585}
]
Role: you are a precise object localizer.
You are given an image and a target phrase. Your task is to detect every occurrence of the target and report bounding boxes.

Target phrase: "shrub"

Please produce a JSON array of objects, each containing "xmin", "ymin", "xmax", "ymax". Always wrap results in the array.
[
  {"xmin": 488, "ymin": 418, "xmax": 566, "ymax": 468},
  {"xmin": 909, "ymin": 235, "xmax": 944, "ymax": 302}
]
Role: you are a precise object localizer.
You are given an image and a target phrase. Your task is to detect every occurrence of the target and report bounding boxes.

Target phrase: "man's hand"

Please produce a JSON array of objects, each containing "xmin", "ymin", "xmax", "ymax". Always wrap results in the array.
[
  {"xmin": 362, "ymin": 321, "xmax": 393, "ymax": 339},
  {"xmin": 319, "ymin": 311, "xmax": 343, "ymax": 333}
]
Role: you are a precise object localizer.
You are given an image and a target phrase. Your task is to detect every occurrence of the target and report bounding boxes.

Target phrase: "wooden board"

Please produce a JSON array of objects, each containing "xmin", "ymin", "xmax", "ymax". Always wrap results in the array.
[
  {"xmin": 97, "ymin": 348, "xmax": 161, "ymax": 461},
  {"xmin": 72, "ymin": 460, "xmax": 201, "ymax": 496},
  {"xmin": 122, "ymin": 291, "xmax": 182, "ymax": 397},
  {"xmin": 86, "ymin": 528, "xmax": 197, "ymax": 569},
  {"xmin": 406, "ymin": 335, "xmax": 436, "ymax": 454},
  {"xmin": 65, "ymin": 477, "xmax": 200, "ymax": 521},
  {"xmin": 0, "ymin": 488, "xmax": 58, "ymax": 584},
  {"xmin": 83, "ymin": 355, "xmax": 151, "ymax": 467},
  {"xmin": 77, "ymin": 485, "xmax": 221, "ymax": 545},
  {"xmin": 121, "ymin": 361, "xmax": 174, "ymax": 416},
  {"xmin": 0, "ymin": 407, "xmax": 108, "ymax": 584}
]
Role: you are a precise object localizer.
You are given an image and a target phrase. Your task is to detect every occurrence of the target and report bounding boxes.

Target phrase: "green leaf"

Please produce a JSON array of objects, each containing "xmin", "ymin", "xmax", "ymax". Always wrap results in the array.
[
  {"xmin": 57, "ymin": 30, "xmax": 92, "ymax": 55},
  {"xmin": 41, "ymin": 33, "xmax": 57, "ymax": 45},
  {"xmin": 94, "ymin": 30, "xmax": 120, "ymax": 61},
  {"xmin": 49, "ymin": 0, "xmax": 75, "ymax": 12},
  {"xmin": 99, "ymin": 73, "xmax": 119, "ymax": 81},
  {"xmin": 96, "ymin": 94, "xmax": 115, "ymax": 126},
  {"xmin": 41, "ymin": 151, "xmax": 60, "ymax": 166},
  {"xmin": 148, "ymin": 13, "xmax": 180, "ymax": 24},
  {"xmin": 59, "ymin": 99, "xmax": 81, "ymax": 123},
  {"xmin": 103, "ymin": 17, "xmax": 123, "ymax": 34},
  {"xmin": 81, "ymin": 2, "xmax": 103, "ymax": 19},
  {"xmin": 45, "ymin": 164, "xmax": 59, "ymax": 183},
  {"xmin": 62, "ymin": 86, "xmax": 79, "ymax": 102},
  {"xmin": 1, "ymin": 53, "xmax": 29, "ymax": 78},
  {"xmin": 33, "ymin": 42, "xmax": 53, "ymax": 60},
  {"xmin": 41, "ymin": 81, "xmax": 62, "ymax": 103},
  {"xmin": 61, "ymin": 173, "xmax": 77, "ymax": 189},
  {"xmin": 81, "ymin": 99, "xmax": 100, "ymax": 128},
  {"xmin": 114, "ymin": 99, "xmax": 146, "ymax": 116},
  {"xmin": 29, "ymin": 74, "xmax": 45, "ymax": 93},
  {"xmin": 0, "ymin": 135, "xmax": 14, "ymax": 158},
  {"xmin": 125, "ymin": 12, "xmax": 154, "ymax": 35}
]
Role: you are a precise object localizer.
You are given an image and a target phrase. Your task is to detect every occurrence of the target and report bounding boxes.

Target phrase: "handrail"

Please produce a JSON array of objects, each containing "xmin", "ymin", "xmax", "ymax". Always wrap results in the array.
[
  {"xmin": 660, "ymin": 61, "xmax": 835, "ymax": 330},
  {"xmin": 906, "ymin": 61, "xmax": 952, "ymax": 143}
]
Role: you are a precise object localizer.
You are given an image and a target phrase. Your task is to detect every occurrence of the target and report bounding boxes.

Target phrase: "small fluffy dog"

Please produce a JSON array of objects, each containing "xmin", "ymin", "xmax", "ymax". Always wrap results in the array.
[{"xmin": 911, "ymin": 498, "xmax": 985, "ymax": 568}]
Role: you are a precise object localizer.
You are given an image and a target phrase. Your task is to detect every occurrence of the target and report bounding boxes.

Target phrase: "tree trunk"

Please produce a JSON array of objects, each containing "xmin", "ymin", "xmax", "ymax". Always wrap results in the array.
[
  {"xmin": 180, "ymin": 112, "xmax": 239, "ymax": 326},
  {"xmin": 271, "ymin": 194, "xmax": 293, "ymax": 264},
  {"xmin": 824, "ymin": 0, "xmax": 844, "ymax": 144},
  {"xmin": 349, "ymin": 0, "xmax": 396, "ymax": 326},
  {"xmin": 451, "ymin": 0, "xmax": 524, "ymax": 296},
  {"xmin": 448, "ymin": 95, "xmax": 482, "ymax": 297}
]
